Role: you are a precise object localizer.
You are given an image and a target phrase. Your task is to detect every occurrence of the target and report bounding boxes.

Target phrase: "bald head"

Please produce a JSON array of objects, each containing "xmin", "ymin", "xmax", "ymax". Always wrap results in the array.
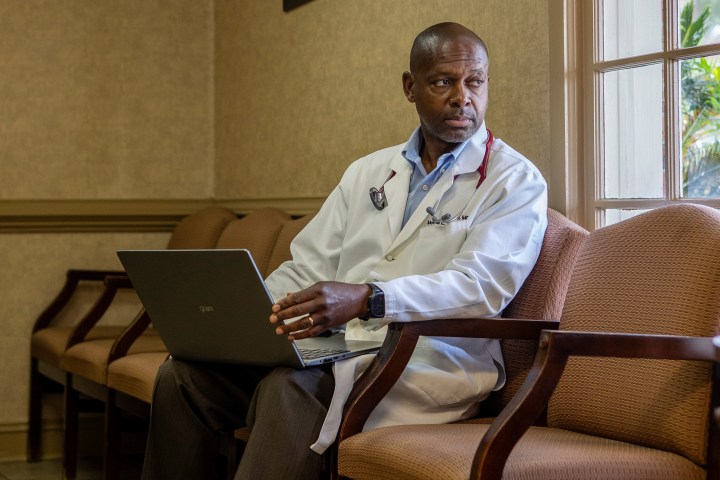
[{"xmin": 410, "ymin": 22, "xmax": 488, "ymax": 74}]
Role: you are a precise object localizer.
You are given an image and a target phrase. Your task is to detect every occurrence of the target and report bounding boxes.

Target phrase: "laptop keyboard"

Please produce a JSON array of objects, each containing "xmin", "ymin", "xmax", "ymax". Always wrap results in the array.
[{"xmin": 298, "ymin": 347, "xmax": 349, "ymax": 360}]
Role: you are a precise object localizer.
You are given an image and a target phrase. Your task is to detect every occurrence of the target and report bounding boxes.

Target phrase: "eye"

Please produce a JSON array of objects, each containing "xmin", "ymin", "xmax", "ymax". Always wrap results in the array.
[{"xmin": 433, "ymin": 79, "xmax": 451, "ymax": 87}]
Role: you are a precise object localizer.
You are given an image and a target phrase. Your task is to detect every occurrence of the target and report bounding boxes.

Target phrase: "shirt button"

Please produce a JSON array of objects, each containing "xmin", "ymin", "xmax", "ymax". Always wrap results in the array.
[
  {"xmin": 385, "ymin": 254, "xmax": 394, "ymax": 262},
  {"xmin": 422, "ymin": 184, "xmax": 428, "ymax": 191}
]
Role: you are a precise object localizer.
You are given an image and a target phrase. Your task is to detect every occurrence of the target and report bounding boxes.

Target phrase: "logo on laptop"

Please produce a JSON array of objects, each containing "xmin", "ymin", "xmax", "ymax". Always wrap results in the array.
[{"xmin": 199, "ymin": 305, "xmax": 215, "ymax": 313}]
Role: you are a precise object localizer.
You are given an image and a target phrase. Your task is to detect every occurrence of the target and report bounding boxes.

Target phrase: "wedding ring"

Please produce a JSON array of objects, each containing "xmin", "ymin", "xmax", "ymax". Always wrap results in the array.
[{"xmin": 307, "ymin": 316, "xmax": 314, "ymax": 327}]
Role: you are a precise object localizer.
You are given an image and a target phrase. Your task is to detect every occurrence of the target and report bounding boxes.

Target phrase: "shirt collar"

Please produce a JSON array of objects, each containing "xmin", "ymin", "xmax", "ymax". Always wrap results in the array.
[{"xmin": 401, "ymin": 127, "xmax": 472, "ymax": 175}]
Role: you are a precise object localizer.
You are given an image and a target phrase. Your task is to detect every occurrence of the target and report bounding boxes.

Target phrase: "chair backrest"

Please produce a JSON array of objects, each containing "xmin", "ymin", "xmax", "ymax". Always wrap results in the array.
[
  {"xmin": 483, "ymin": 209, "xmax": 588, "ymax": 414},
  {"xmin": 265, "ymin": 213, "xmax": 317, "ymax": 274},
  {"xmin": 214, "ymin": 208, "xmax": 291, "ymax": 277},
  {"xmin": 166, "ymin": 206, "xmax": 237, "ymax": 250},
  {"xmin": 548, "ymin": 204, "xmax": 720, "ymax": 466}
]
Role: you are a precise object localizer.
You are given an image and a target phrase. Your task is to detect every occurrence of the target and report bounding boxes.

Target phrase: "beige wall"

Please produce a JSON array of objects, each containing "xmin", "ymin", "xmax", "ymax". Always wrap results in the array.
[
  {"xmin": 0, "ymin": 0, "xmax": 550, "ymax": 458},
  {"xmin": 215, "ymin": 0, "xmax": 551, "ymax": 200},
  {"xmin": 0, "ymin": 0, "xmax": 214, "ymax": 456},
  {"xmin": 1, "ymin": 0, "xmax": 550, "ymax": 203},
  {"xmin": 0, "ymin": 0, "xmax": 214, "ymax": 200}
]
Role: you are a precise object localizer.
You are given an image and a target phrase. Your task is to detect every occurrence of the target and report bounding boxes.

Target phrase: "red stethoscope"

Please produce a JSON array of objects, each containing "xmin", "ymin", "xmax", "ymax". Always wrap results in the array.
[{"xmin": 369, "ymin": 130, "xmax": 494, "ymax": 221}]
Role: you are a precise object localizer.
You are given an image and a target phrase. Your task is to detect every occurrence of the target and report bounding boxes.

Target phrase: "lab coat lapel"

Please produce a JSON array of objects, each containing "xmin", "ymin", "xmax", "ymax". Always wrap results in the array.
[
  {"xmin": 383, "ymin": 153, "xmax": 412, "ymax": 241},
  {"xmin": 387, "ymin": 170, "xmax": 454, "ymax": 252}
]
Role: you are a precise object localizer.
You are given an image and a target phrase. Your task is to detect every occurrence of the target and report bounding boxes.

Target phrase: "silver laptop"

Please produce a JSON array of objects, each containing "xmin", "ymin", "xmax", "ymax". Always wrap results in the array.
[{"xmin": 117, "ymin": 249, "xmax": 382, "ymax": 368}]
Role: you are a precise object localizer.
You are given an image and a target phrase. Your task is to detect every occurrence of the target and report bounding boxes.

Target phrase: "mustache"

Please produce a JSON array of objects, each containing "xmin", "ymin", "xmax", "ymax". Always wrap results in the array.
[{"xmin": 445, "ymin": 111, "xmax": 476, "ymax": 121}]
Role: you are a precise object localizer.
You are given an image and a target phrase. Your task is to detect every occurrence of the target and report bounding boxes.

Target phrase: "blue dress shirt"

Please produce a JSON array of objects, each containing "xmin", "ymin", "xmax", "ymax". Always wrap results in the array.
[{"xmin": 401, "ymin": 128, "xmax": 471, "ymax": 227}]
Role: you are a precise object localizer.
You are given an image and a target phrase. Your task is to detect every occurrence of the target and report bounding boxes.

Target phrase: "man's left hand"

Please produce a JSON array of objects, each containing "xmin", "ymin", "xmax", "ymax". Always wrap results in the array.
[{"xmin": 269, "ymin": 281, "xmax": 371, "ymax": 340}]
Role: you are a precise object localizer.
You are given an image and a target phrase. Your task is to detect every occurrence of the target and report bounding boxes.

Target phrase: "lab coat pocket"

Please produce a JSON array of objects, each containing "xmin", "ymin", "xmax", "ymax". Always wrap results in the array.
[
  {"xmin": 418, "ymin": 218, "xmax": 470, "ymax": 238},
  {"xmin": 410, "ymin": 220, "xmax": 470, "ymax": 272}
]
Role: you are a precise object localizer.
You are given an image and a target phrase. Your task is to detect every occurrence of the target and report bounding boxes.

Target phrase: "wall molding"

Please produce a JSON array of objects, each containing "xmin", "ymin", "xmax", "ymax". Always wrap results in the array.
[
  {"xmin": 0, "ymin": 420, "xmax": 65, "ymax": 461},
  {"xmin": 0, "ymin": 198, "xmax": 325, "ymax": 233}
]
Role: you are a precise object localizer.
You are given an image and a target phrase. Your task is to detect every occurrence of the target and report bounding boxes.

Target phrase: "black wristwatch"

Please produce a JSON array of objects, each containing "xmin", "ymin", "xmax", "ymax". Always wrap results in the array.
[{"xmin": 359, "ymin": 283, "xmax": 385, "ymax": 320}]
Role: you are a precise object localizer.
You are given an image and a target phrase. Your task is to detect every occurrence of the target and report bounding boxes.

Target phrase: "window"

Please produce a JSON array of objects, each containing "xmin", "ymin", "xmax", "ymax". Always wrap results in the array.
[{"xmin": 583, "ymin": 0, "xmax": 720, "ymax": 228}]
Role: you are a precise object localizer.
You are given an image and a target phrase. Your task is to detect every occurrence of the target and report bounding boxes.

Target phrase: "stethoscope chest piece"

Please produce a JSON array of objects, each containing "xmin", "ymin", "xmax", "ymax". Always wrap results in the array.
[
  {"xmin": 369, "ymin": 187, "xmax": 388, "ymax": 211},
  {"xmin": 369, "ymin": 170, "xmax": 396, "ymax": 211}
]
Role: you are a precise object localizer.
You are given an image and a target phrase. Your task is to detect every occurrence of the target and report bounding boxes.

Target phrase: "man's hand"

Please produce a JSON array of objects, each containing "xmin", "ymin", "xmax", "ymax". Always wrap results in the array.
[{"xmin": 269, "ymin": 281, "xmax": 371, "ymax": 340}]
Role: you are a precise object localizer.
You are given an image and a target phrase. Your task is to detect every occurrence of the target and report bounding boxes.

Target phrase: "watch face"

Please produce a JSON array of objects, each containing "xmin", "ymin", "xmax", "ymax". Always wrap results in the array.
[{"xmin": 369, "ymin": 287, "xmax": 385, "ymax": 317}]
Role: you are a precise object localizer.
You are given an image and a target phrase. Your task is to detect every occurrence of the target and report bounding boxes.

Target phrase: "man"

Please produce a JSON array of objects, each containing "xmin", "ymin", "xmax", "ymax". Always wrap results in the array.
[{"xmin": 142, "ymin": 22, "xmax": 547, "ymax": 479}]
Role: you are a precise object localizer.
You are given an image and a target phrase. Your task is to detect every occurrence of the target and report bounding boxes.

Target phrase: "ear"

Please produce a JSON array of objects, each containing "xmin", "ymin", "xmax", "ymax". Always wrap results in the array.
[{"xmin": 402, "ymin": 71, "xmax": 415, "ymax": 103}]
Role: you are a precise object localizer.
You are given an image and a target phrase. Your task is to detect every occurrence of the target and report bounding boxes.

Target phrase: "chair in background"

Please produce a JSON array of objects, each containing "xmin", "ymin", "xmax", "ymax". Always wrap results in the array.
[
  {"xmin": 103, "ymin": 208, "xmax": 303, "ymax": 480},
  {"xmin": 28, "ymin": 206, "xmax": 236, "ymax": 478},
  {"xmin": 218, "ymin": 212, "xmax": 318, "ymax": 479},
  {"xmin": 338, "ymin": 204, "xmax": 720, "ymax": 480},
  {"xmin": 28, "ymin": 269, "xmax": 126, "ymax": 463}
]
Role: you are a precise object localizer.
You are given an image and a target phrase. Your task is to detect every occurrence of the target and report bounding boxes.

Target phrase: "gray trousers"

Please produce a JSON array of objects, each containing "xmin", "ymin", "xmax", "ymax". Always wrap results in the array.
[{"xmin": 140, "ymin": 359, "xmax": 335, "ymax": 480}]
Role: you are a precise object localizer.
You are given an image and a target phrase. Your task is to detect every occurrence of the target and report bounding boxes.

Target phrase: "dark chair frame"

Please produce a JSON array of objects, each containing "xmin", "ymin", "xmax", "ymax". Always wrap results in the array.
[
  {"xmin": 61, "ymin": 274, "xmax": 158, "ymax": 480},
  {"xmin": 28, "ymin": 268, "xmax": 124, "ymax": 462},
  {"xmin": 474, "ymin": 330, "xmax": 720, "ymax": 479}
]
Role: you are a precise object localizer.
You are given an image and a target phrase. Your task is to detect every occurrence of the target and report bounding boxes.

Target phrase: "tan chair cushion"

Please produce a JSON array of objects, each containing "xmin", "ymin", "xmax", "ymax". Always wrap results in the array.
[
  {"xmin": 166, "ymin": 206, "xmax": 237, "ymax": 249},
  {"xmin": 265, "ymin": 213, "xmax": 316, "ymax": 274},
  {"xmin": 31, "ymin": 325, "xmax": 128, "ymax": 366},
  {"xmin": 61, "ymin": 335, "xmax": 166, "ymax": 384},
  {"xmin": 215, "ymin": 208, "xmax": 291, "ymax": 276},
  {"xmin": 503, "ymin": 209, "xmax": 588, "ymax": 320},
  {"xmin": 550, "ymin": 204, "xmax": 720, "ymax": 464},
  {"xmin": 338, "ymin": 424, "xmax": 705, "ymax": 480},
  {"xmin": 107, "ymin": 351, "xmax": 170, "ymax": 402}
]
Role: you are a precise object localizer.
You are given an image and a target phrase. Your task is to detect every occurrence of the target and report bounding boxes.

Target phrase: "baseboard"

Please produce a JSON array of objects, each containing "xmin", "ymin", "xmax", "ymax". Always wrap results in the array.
[{"xmin": 0, "ymin": 416, "xmax": 104, "ymax": 462}]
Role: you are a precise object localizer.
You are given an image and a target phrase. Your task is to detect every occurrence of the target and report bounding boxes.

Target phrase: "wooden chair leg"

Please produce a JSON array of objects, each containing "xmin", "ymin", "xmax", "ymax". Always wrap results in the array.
[
  {"xmin": 104, "ymin": 390, "xmax": 120, "ymax": 480},
  {"xmin": 219, "ymin": 431, "xmax": 238, "ymax": 480},
  {"xmin": 325, "ymin": 444, "xmax": 338, "ymax": 480},
  {"xmin": 27, "ymin": 358, "xmax": 43, "ymax": 462},
  {"xmin": 63, "ymin": 374, "xmax": 78, "ymax": 480}
]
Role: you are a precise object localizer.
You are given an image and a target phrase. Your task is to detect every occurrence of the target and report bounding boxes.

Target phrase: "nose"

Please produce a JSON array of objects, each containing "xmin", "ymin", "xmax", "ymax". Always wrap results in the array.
[{"xmin": 450, "ymin": 83, "xmax": 470, "ymax": 107}]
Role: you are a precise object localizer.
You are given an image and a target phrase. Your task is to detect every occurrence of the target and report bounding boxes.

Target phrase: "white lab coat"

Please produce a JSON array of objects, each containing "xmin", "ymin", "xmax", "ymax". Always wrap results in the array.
[{"xmin": 264, "ymin": 123, "xmax": 548, "ymax": 453}]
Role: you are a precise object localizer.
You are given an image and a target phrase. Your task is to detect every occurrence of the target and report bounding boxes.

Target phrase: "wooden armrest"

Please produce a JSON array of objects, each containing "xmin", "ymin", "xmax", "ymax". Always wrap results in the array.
[
  {"xmin": 104, "ymin": 274, "xmax": 133, "ymax": 289},
  {"xmin": 108, "ymin": 310, "xmax": 152, "ymax": 362},
  {"xmin": 714, "ymin": 337, "xmax": 720, "ymax": 429},
  {"xmin": 67, "ymin": 269, "xmax": 126, "ymax": 282},
  {"xmin": 65, "ymin": 274, "xmax": 135, "ymax": 348},
  {"xmin": 473, "ymin": 330, "xmax": 720, "ymax": 480},
  {"xmin": 32, "ymin": 269, "xmax": 126, "ymax": 332},
  {"xmin": 338, "ymin": 317, "xmax": 558, "ymax": 442}
]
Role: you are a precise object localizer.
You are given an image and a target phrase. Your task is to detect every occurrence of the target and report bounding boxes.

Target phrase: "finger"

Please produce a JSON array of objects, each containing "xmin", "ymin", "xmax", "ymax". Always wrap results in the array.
[
  {"xmin": 274, "ymin": 314, "xmax": 316, "ymax": 335},
  {"xmin": 287, "ymin": 316, "xmax": 328, "ymax": 340},
  {"xmin": 275, "ymin": 289, "xmax": 313, "ymax": 310},
  {"xmin": 272, "ymin": 297, "xmax": 320, "ymax": 323},
  {"xmin": 270, "ymin": 293, "xmax": 296, "ymax": 313},
  {"xmin": 287, "ymin": 324, "xmax": 326, "ymax": 340}
]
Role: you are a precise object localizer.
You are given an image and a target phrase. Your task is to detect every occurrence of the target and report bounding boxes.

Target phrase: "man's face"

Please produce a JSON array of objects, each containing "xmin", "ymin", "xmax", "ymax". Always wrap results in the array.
[{"xmin": 404, "ymin": 38, "xmax": 489, "ymax": 150}]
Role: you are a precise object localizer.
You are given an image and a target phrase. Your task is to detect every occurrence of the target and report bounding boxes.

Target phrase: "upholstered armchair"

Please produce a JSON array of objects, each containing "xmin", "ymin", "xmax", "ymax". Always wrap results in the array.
[{"xmin": 338, "ymin": 204, "xmax": 720, "ymax": 480}]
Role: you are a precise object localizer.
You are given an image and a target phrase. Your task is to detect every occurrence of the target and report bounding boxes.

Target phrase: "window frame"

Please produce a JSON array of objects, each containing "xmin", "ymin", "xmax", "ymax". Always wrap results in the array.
[{"xmin": 551, "ymin": 0, "xmax": 720, "ymax": 230}]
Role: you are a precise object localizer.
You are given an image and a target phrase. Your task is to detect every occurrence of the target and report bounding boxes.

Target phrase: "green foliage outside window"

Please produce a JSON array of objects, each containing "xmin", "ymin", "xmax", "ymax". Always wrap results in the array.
[{"xmin": 681, "ymin": 2, "xmax": 720, "ymax": 197}]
